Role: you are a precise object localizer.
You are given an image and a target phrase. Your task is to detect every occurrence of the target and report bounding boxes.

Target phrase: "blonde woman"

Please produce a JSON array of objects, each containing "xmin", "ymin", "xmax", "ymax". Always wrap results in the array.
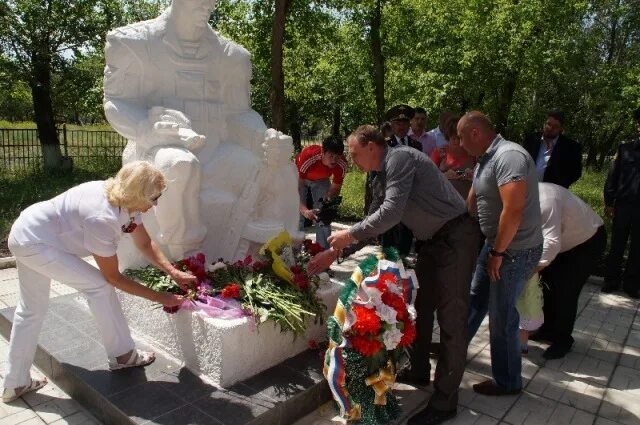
[{"xmin": 2, "ymin": 161, "xmax": 195, "ymax": 403}]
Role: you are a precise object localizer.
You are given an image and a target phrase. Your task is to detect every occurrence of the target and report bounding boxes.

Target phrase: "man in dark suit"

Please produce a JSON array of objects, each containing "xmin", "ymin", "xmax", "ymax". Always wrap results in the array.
[
  {"xmin": 523, "ymin": 111, "xmax": 582, "ymax": 188},
  {"xmin": 601, "ymin": 108, "xmax": 640, "ymax": 298}
]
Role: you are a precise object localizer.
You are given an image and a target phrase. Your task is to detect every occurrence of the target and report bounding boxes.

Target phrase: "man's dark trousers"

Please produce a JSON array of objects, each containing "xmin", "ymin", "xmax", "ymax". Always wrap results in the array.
[
  {"xmin": 605, "ymin": 204, "xmax": 640, "ymax": 291},
  {"xmin": 411, "ymin": 214, "xmax": 481, "ymax": 411},
  {"xmin": 381, "ymin": 223, "xmax": 413, "ymax": 256},
  {"xmin": 541, "ymin": 226, "xmax": 607, "ymax": 346}
]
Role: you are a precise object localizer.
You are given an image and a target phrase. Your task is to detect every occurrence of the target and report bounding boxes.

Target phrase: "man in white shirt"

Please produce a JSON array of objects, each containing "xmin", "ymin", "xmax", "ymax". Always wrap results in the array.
[
  {"xmin": 530, "ymin": 183, "xmax": 607, "ymax": 359},
  {"xmin": 409, "ymin": 107, "xmax": 437, "ymax": 155}
]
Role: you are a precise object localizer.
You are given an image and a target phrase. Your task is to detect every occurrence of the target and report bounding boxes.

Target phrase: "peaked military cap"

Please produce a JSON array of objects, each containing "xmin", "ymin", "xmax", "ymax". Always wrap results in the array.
[{"xmin": 385, "ymin": 104, "xmax": 415, "ymax": 122}]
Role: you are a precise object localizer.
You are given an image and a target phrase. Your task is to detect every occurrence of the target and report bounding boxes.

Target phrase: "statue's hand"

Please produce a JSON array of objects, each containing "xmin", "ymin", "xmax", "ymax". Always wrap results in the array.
[
  {"xmin": 140, "ymin": 107, "xmax": 205, "ymax": 151},
  {"xmin": 178, "ymin": 127, "xmax": 206, "ymax": 152}
]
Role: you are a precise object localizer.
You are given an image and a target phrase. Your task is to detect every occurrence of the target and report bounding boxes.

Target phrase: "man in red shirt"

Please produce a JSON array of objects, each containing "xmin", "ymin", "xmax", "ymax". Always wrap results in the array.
[{"xmin": 296, "ymin": 136, "xmax": 348, "ymax": 248}]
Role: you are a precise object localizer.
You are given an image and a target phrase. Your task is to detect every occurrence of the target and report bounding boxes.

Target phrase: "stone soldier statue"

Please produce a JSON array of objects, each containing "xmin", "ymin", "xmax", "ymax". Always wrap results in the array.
[{"xmin": 104, "ymin": 0, "xmax": 300, "ymax": 262}]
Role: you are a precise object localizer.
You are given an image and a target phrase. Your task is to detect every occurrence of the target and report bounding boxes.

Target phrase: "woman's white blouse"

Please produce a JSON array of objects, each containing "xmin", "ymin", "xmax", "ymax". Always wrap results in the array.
[{"xmin": 10, "ymin": 181, "xmax": 142, "ymax": 257}]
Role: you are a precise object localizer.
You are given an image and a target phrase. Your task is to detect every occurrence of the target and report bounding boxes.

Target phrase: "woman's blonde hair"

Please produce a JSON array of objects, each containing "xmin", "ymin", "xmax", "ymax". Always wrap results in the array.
[{"xmin": 104, "ymin": 161, "xmax": 167, "ymax": 210}]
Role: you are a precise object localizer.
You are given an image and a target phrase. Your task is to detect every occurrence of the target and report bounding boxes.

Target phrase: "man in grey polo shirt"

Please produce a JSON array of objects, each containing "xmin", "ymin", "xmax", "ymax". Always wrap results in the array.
[
  {"xmin": 308, "ymin": 124, "xmax": 481, "ymax": 425},
  {"xmin": 459, "ymin": 112, "xmax": 543, "ymax": 396}
]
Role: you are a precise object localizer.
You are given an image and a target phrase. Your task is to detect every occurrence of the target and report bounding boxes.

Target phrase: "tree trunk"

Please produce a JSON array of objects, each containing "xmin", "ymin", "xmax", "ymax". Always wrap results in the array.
[
  {"xmin": 31, "ymin": 55, "xmax": 62, "ymax": 170},
  {"xmin": 585, "ymin": 143, "xmax": 598, "ymax": 168},
  {"xmin": 370, "ymin": 0, "xmax": 385, "ymax": 124},
  {"xmin": 332, "ymin": 104, "xmax": 341, "ymax": 138},
  {"xmin": 494, "ymin": 70, "xmax": 519, "ymax": 136},
  {"xmin": 270, "ymin": 0, "xmax": 290, "ymax": 131},
  {"xmin": 288, "ymin": 102, "xmax": 302, "ymax": 152}
]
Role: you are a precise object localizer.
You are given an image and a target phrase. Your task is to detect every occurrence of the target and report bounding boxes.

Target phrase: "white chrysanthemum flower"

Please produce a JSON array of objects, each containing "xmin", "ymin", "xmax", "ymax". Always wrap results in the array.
[
  {"xmin": 407, "ymin": 305, "xmax": 417, "ymax": 322},
  {"xmin": 207, "ymin": 261, "xmax": 227, "ymax": 272},
  {"xmin": 280, "ymin": 246, "xmax": 296, "ymax": 267},
  {"xmin": 366, "ymin": 287, "xmax": 383, "ymax": 305},
  {"xmin": 387, "ymin": 282, "xmax": 403, "ymax": 296},
  {"xmin": 383, "ymin": 326, "xmax": 403, "ymax": 350},
  {"xmin": 376, "ymin": 302, "xmax": 398, "ymax": 325}
]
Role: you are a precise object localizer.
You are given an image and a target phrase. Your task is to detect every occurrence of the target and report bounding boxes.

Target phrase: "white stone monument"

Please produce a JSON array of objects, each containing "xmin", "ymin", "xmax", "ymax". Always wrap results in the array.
[
  {"xmin": 100, "ymin": 0, "xmax": 341, "ymax": 388},
  {"xmin": 103, "ymin": 0, "xmax": 302, "ymax": 264}
]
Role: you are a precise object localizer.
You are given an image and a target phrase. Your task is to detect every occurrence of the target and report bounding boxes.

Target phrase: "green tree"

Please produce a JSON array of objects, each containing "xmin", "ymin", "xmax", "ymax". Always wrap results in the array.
[{"xmin": 0, "ymin": 0, "xmax": 115, "ymax": 169}]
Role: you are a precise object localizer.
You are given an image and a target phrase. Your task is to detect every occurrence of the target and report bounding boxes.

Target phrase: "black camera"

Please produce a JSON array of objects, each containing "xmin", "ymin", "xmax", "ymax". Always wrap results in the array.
[{"xmin": 315, "ymin": 196, "xmax": 342, "ymax": 226}]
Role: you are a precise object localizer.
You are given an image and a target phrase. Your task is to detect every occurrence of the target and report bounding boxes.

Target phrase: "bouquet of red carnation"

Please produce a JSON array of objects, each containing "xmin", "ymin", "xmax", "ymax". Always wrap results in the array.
[{"xmin": 346, "ymin": 270, "xmax": 417, "ymax": 358}]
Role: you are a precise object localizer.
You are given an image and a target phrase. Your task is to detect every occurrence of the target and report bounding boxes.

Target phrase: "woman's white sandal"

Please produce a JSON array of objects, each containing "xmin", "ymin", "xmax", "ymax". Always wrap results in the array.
[
  {"xmin": 108, "ymin": 349, "xmax": 155, "ymax": 371},
  {"xmin": 2, "ymin": 378, "xmax": 48, "ymax": 403}
]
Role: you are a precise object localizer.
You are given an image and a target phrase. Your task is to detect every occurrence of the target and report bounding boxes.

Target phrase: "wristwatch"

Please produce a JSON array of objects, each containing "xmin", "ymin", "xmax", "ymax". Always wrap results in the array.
[{"xmin": 489, "ymin": 249, "xmax": 505, "ymax": 257}]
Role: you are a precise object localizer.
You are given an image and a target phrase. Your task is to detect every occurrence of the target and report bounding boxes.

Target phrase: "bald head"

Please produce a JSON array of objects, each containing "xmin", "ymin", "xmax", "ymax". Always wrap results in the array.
[
  {"xmin": 457, "ymin": 111, "xmax": 497, "ymax": 156},
  {"xmin": 458, "ymin": 111, "xmax": 494, "ymax": 132}
]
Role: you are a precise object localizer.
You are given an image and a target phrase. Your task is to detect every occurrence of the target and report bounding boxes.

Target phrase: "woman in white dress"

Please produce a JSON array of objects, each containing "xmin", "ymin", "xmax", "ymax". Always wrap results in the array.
[{"xmin": 2, "ymin": 161, "xmax": 195, "ymax": 403}]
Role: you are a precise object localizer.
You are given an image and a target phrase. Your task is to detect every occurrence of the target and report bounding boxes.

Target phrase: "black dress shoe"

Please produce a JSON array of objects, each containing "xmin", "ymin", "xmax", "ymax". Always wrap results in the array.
[
  {"xmin": 543, "ymin": 342, "xmax": 573, "ymax": 359},
  {"xmin": 407, "ymin": 406, "xmax": 457, "ymax": 425},
  {"xmin": 623, "ymin": 286, "xmax": 640, "ymax": 299},
  {"xmin": 529, "ymin": 330, "xmax": 554, "ymax": 344},
  {"xmin": 602, "ymin": 280, "xmax": 620, "ymax": 293}
]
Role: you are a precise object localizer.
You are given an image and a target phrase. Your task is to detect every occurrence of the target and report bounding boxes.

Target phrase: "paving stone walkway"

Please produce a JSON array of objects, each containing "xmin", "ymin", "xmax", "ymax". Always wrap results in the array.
[{"xmin": 1, "ymin": 262, "xmax": 639, "ymax": 425}]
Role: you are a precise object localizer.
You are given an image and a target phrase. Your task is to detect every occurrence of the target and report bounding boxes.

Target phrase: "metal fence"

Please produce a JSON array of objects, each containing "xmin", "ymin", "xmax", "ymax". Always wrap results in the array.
[
  {"xmin": 0, "ymin": 125, "xmax": 128, "ymax": 172},
  {"xmin": 0, "ymin": 125, "xmax": 327, "ymax": 172}
]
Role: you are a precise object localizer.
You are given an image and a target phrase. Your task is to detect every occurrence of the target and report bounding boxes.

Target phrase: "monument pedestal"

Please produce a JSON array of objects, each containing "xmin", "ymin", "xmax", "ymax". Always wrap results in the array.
[{"xmin": 117, "ymin": 279, "xmax": 342, "ymax": 387}]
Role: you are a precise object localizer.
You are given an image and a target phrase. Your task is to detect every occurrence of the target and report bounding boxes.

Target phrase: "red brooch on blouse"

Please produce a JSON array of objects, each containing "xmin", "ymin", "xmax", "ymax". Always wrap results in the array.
[{"xmin": 121, "ymin": 217, "xmax": 137, "ymax": 233}]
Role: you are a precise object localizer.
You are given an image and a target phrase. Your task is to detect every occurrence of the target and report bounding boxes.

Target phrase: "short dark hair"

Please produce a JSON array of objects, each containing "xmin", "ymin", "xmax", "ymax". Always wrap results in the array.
[
  {"xmin": 380, "ymin": 121, "xmax": 392, "ymax": 133},
  {"xmin": 547, "ymin": 110, "xmax": 566, "ymax": 126},
  {"xmin": 443, "ymin": 115, "xmax": 460, "ymax": 141},
  {"xmin": 349, "ymin": 125, "xmax": 386, "ymax": 147},
  {"xmin": 414, "ymin": 107, "xmax": 427, "ymax": 115},
  {"xmin": 322, "ymin": 135, "xmax": 345, "ymax": 155},
  {"xmin": 634, "ymin": 107, "xmax": 640, "ymax": 123}
]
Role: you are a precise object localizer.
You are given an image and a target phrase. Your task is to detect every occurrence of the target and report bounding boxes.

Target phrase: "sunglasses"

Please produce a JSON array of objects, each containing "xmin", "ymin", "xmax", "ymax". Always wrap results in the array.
[{"xmin": 150, "ymin": 193, "xmax": 163, "ymax": 203}]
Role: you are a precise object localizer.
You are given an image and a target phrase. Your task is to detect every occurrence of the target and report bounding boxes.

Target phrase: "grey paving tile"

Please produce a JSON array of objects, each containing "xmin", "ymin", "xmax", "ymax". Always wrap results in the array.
[
  {"xmin": 154, "ymin": 367, "xmax": 219, "ymax": 403},
  {"xmin": 38, "ymin": 325, "xmax": 87, "ymax": 354},
  {"xmin": 503, "ymin": 391, "xmax": 595, "ymax": 425},
  {"xmin": 0, "ymin": 398, "xmax": 31, "ymax": 419},
  {"xmin": 143, "ymin": 404, "xmax": 223, "ymax": 425},
  {"xmin": 193, "ymin": 388, "xmax": 277, "ymax": 425},
  {"xmin": 599, "ymin": 388, "xmax": 640, "ymax": 425},
  {"xmin": 446, "ymin": 408, "xmax": 500, "ymax": 425},
  {"xmin": 619, "ymin": 345, "xmax": 640, "ymax": 370},
  {"xmin": 49, "ymin": 410, "xmax": 100, "ymax": 425},
  {"xmin": 31, "ymin": 397, "xmax": 81, "ymax": 424},
  {"xmin": 2, "ymin": 408, "xmax": 40, "ymax": 425},
  {"xmin": 108, "ymin": 382, "xmax": 186, "ymax": 424},
  {"xmin": 525, "ymin": 366, "xmax": 606, "ymax": 414},
  {"xmin": 0, "ymin": 268, "xmax": 18, "ymax": 282}
]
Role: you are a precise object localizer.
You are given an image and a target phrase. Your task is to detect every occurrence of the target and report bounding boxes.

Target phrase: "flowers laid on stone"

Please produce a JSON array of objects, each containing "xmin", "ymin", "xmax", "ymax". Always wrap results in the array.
[
  {"xmin": 125, "ymin": 231, "xmax": 328, "ymax": 337},
  {"xmin": 324, "ymin": 248, "xmax": 419, "ymax": 425}
]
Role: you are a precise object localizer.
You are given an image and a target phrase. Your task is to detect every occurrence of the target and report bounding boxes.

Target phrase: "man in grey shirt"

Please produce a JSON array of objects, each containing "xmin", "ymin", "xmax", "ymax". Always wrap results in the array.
[
  {"xmin": 460, "ymin": 112, "xmax": 543, "ymax": 396},
  {"xmin": 308, "ymin": 125, "xmax": 481, "ymax": 425}
]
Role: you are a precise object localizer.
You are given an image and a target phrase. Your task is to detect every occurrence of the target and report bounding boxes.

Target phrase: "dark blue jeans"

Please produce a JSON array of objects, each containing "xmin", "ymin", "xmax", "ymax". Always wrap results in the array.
[{"xmin": 467, "ymin": 241, "xmax": 542, "ymax": 391}]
